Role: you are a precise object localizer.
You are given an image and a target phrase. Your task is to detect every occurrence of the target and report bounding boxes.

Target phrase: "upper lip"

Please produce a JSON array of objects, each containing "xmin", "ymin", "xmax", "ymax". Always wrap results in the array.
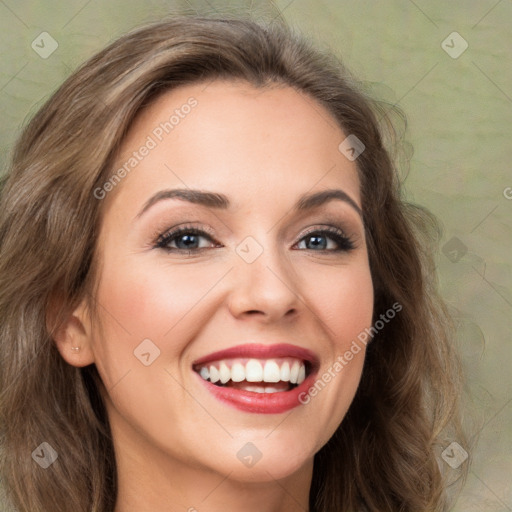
[{"xmin": 192, "ymin": 343, "xmax": 320, "ymax": 370}]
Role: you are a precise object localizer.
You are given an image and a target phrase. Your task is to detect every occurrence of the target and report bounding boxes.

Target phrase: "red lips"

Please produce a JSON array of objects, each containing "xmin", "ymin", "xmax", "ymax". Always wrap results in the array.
[{"xmin": 192, "ymin": 343, "xmax": 320, "ymax": 414}]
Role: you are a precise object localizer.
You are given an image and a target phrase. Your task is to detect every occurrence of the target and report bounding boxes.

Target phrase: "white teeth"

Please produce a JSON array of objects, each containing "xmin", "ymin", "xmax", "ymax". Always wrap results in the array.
[
  {"xmin": 297, "ymin": 365, "xmax": 306, "ymax": 385},
  {"xmin": 289, "ymin": 361, "xmax": 300, "ymax": 384},
  {"xmin": 198, "ymin": 358, "xmax": 308, "ymax": 387},
  {"xmin": 219, "ymin": 362, "xmax": 230, "ymax": 384},
  {"xmin": 280, "ymin": 362, "xmax": 291, "ymax": 382},
  {"xmin": 263, "ymin": 360, "xmax": 281, "ymax": 383},
  {"xmin": 231, "ymin": 362, "xmax": 246, "ymax": 382},
  {"xmin": 245, "ymin": 359, "xmax": 264, "ymax": 382},
  {"xmin": 209, "ymin": 365, "xmax": 220, "ymax": 383}
]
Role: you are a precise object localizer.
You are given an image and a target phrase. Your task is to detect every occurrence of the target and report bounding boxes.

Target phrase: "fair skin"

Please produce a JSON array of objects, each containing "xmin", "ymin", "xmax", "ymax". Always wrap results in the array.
[{"xmin": 55, "ymin": 80, "xmax": 374, "ymax": 511}]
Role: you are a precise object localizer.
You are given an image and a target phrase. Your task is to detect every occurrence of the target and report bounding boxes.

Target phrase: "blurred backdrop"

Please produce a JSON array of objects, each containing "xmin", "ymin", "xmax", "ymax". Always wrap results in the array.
[{"xmin": 0, "ymin": 1, "xmax": 511, "ymax": 510}]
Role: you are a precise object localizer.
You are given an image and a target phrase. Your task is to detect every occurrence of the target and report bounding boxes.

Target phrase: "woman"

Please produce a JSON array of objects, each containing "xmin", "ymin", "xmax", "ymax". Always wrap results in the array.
[{"xmin": 0, "ymin": 15, "xmax": 469, "ymax": 512}]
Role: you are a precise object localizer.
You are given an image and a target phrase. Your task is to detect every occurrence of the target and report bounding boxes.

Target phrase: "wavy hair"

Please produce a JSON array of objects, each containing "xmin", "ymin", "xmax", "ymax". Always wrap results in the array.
[{"xmin": 0, "ymin": 14, "xmax": 469, "ymax": 511}]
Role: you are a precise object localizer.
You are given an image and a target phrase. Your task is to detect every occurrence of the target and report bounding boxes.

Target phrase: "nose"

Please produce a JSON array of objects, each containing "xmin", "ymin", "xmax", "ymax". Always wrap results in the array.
[{"xmin": 226, "ymin": 238, "xmax": 301, "ymax": 323}]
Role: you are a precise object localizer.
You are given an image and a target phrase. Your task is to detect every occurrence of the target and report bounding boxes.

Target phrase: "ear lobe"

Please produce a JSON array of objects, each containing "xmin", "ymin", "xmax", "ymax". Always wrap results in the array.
[{"xmin": 48, "ymin": 297, "xmax": 96, "ymax": 368}]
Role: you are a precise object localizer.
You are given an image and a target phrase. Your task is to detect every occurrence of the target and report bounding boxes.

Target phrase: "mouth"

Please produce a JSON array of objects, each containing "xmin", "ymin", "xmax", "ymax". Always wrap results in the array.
[{"xmin": 192, "ymin": 343, "xmax": 319, "ymax": 414}]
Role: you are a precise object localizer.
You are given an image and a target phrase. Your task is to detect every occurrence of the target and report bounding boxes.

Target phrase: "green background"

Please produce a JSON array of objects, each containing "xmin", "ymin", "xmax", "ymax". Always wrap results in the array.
[{"xmin": 1, "ymin": 1, "xmax": 511, "ymax": 510}]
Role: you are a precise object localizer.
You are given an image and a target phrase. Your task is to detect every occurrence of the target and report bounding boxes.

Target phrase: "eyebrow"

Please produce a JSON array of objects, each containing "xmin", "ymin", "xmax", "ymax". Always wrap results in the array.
[{"xmin": 135, "ymin": 187, "xmax": 362, "ymax": 219}]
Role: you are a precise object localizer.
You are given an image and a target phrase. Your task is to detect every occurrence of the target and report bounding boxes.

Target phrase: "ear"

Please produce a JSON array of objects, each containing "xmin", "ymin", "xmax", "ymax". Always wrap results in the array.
[{"xmin": 48, "ymin": 296, "xmax": 96, "ymax": 368}]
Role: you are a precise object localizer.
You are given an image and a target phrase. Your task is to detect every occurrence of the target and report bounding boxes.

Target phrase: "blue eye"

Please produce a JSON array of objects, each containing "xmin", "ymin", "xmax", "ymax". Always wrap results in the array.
[
  {"xmin": 155, "ymin": 225, "xmax": 355, "ymax": 254},
  {"xmin": 296, "ymin": 228, "xmax": 355, "ymax": 252},
  {"xmin": 155, "ymin": 226, "xmax": 216, "ymax": 252}
]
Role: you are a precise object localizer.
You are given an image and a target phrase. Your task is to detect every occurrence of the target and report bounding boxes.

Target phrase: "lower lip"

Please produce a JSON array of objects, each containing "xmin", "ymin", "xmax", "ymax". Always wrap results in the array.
[{"xmin": 195, "ymin": 371, "xmax": 318, "ymax": 414}]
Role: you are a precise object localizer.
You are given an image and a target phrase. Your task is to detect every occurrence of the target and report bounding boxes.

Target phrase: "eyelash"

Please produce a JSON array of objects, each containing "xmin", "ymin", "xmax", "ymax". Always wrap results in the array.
[{"xmin": 154, "ymin": 223, "xmax": 355, "ymax": 255}]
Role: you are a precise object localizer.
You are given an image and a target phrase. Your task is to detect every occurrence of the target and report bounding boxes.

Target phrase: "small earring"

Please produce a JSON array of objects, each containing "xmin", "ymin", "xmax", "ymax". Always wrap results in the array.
[{"xmin": 71, "ymin": 346, "xmax": 81, "ymax": 353}]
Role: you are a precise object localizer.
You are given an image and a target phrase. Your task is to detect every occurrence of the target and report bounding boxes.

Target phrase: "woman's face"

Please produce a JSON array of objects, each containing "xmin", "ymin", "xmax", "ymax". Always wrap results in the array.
[{"xmin": 83, "ymin": 80, "xmax": 373, "ymax": 483}]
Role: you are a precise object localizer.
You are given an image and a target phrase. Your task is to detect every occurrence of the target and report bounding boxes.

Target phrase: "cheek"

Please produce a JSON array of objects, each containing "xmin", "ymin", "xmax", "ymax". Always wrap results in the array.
[
  {"xmin": 314, "ymin": 261, "xmax": 374, "ymax": 347},
  {"xmin": 96, "ymin": 255, "xmax": 220, "ymax": 341},
  {"xmin": 301, "ymin": 261, "xmax": 373, "ymax": 429}
]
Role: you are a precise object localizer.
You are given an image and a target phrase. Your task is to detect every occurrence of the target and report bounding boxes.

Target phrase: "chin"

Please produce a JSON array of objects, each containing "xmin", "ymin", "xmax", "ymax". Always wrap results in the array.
[{"xmin": 191, "ymin": 430, "xmax": 319, "ymax": 484}]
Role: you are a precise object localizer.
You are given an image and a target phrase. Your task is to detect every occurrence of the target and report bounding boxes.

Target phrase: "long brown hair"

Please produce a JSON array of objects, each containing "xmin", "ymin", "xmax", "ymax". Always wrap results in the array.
[{"xmin": 0, "ymin": 14, "xmax": 469, "ymax": 511}]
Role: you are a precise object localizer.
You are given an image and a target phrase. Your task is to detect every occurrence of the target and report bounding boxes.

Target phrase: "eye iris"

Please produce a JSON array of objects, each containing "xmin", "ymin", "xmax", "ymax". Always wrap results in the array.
[
  {"xmin": 307, "ymin": 234, "xmax": 327, "ymax": 250},
  {"xmin": 176, "ymin": 233, "xmax": 199, "ymax": 249}
]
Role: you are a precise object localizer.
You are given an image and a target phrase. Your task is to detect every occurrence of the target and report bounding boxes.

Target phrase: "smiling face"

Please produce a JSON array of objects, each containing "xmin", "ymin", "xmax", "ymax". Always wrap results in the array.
[{"xmin": 69, "ymin": 80, "xmax": 374, "ymax": 491}]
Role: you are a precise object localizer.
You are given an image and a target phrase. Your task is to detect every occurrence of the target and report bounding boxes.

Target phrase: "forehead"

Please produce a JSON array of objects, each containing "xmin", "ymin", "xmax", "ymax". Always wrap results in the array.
[{"xmin": 106, "ymin": 79, "xmax": 361, "ymax": 215}]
